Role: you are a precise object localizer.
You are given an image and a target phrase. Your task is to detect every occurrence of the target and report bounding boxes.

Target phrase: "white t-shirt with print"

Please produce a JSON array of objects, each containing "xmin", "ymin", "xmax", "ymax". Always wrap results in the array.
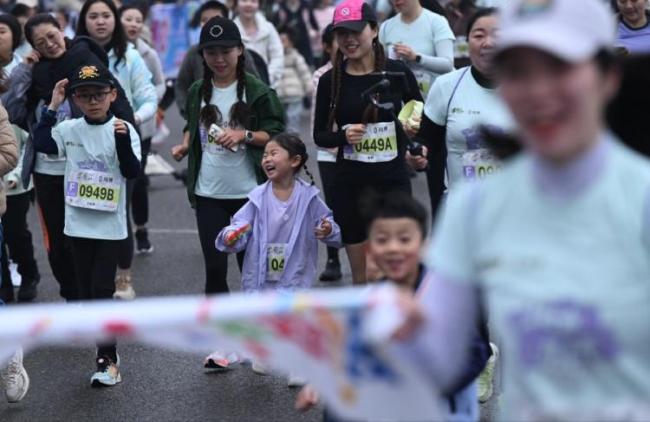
[
  {"xmin": 424, "ymin": 66, "xmax": 514, "ymax": 188},
  {"xmin": 427, "ymin": 139, "xmax": 650, "ymax": 420},
  {"xmin": 195, "ymin": 82, "xmax": 258, "ymax": 200},
  {"xmin": 379, "ymin": 9, "xmax": 455, "ymax": 97},
  {"xmin": 52, "ymin": 116, "xmax": 141, "ymax": 240}
]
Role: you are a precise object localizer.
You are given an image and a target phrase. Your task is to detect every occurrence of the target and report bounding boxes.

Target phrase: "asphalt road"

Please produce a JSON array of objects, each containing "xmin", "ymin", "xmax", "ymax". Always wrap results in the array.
[{"xmin": 0, "ymin": 104, "xmax": 497, "ymax": 421}]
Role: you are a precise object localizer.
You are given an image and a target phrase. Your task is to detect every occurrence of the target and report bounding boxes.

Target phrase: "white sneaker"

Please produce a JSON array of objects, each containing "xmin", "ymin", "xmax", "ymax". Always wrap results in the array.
[
  {"xmin": 1, "ymin": 348, "xmax": 30, "ymax": 403},
  {"xmin": 113, "ymin": 273, "xmax": 136, "ymax": 300},
  {"xmin": 288, "ymin": 374, "xmax": 305, "ymax": 387},
  {"xmin": 203, "ymin": 351, "xmax": 239, "ymax": 369},
  {"xmin": 251, "ymin": 361, "xmax": 267, "ymax": 375}
]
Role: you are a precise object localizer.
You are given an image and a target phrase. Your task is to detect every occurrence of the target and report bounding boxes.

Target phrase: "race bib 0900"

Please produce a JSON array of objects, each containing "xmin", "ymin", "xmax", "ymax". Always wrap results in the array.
[{"xmin": 462, "ymin": 149, "xmax": 501, "ymax": 181}]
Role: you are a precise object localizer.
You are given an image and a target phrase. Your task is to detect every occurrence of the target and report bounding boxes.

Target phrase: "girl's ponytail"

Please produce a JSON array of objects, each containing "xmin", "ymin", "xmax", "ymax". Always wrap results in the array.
[{"xmin": 303, "ymin": 164, "xmax": 315, "ymax": 186}]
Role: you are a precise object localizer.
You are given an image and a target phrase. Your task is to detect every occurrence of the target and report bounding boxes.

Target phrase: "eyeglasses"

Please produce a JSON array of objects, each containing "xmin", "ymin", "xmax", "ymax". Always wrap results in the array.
[{"xmin": 73, "ymin": 91, "xmax": 112, "ymax": 103}]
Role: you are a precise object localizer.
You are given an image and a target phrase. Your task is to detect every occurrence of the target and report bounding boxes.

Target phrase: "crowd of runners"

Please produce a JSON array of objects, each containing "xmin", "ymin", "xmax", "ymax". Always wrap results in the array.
[{"xmin": 1, "ymin": 0, "xmax": 650, "ymax": 420}]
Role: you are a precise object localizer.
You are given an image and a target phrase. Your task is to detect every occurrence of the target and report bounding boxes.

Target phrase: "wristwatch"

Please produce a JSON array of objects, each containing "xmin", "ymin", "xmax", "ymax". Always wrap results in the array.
[
  {"xmin": 244, "ymin": 130, "xmax": 254, "ymax": 144},
  {"xmin": 415, "ymin": 55, "xmax": 422, "ymax": 63}
]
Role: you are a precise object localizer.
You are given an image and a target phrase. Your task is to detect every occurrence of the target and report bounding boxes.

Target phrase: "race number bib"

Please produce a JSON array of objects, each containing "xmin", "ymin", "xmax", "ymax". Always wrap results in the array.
[
  {"xmin": 343, "ymin": 122, "xmax": 398, "ymax": 163},
  {"xmin": 413, "ymin": 69, "xmax": 432, "ymax": 96},
  {"xmin": 266, "ymin": 243, "xmax": 286, "ymax": 282},
  {"xmin": 462, "ymin": 149, "xmax": 500, "ymax": 181},
  {"xmin": 65, "ymin": 169, "xmax": 121, "ymax": 212}
]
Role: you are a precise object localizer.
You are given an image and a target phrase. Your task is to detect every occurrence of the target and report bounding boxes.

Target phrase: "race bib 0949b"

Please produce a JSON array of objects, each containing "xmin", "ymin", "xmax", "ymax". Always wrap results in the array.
[{"xmin": 65, "ymin": 169, "xmax": 121, "ymax": 212}]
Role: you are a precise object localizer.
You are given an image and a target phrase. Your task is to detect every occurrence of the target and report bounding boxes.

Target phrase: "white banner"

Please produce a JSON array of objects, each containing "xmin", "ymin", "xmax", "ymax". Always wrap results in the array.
[{"xmin": 0, "ymin": 285, "xmax": 440, "ymax": 420}]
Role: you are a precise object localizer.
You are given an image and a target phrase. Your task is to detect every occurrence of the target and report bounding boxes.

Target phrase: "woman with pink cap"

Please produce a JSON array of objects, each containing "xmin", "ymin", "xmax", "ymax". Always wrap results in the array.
[
  {"xmin": 313, "ymin": 0, "xmax": 425, "ymax": 284},
  {"xmin": 393, "ymin": 0, "xmax": 650, "ymax": 420}
]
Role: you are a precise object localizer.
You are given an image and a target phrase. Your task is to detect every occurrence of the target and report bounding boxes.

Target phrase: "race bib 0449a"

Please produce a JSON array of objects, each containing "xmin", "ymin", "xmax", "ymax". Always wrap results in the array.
[{"xmin": 343, "ymin": 122, "xmax": 398, "ymax": 163}]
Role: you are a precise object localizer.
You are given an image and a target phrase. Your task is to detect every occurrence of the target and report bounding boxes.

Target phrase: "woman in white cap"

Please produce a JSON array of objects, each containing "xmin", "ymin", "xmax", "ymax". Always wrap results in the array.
[{"xmin": 393, "ymin": 0, "xmax": 650, "ymax": 420}]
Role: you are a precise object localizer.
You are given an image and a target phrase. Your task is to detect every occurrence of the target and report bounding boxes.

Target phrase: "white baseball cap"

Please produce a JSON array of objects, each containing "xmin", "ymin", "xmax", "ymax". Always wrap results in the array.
[
  {"xmin": 496, "ymin": 0, "xmax": 616, "ymax": 62},
  {"xmin": 16, "ymin": 0, "xmax": 38, "ymax": 8}
]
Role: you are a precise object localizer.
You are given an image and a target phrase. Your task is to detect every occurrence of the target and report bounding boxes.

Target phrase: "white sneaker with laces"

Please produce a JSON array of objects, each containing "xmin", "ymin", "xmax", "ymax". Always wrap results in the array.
[
  {"xmin": 113, "ymin": 273, "xmax": 136, "ymax": 300},
  {"xmin": 1, "ymin": 348, "xmax": 30, "ymax": 403}
]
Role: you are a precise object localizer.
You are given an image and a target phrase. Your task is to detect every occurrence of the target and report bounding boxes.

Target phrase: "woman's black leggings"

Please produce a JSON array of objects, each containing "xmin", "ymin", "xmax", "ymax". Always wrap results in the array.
[
  {"xmin": 117, "ymin": 181, "xmax": 134, "ymax": 270},
  {"xmin": 317, "ymin": 161, "xmax": 340, "ymax": 262},
  {"xmin": 33, "ymin": 173, "xmax": 77, "ymax": 301},
  {"xmin": 195, "ymin": 195, "xmax": 246, "ymax": 294},
  {"xmin": 132, "ymin": 137, "xmax": 151, "ymax": 227},
  {"xmin": 1, "ymin": 191, "xmax": 40, "ymax": 286}
]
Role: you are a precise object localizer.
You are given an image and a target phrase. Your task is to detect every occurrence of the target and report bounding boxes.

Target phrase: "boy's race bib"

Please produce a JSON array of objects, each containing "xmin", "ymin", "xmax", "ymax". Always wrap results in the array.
[
  {"xmin": 266, "ymin": 243, "xmax": 286, "ymax": 282},
  {"xmin": 462, "ymin": 149, "xmax": 500, "ymax": 181},
  {"xmin": 343, "ymin": 122, "xmax": 398, "ymax": 163},
  {"xmin": 65, "ymin": 169, "xmax": 121, "ymax": 212}
]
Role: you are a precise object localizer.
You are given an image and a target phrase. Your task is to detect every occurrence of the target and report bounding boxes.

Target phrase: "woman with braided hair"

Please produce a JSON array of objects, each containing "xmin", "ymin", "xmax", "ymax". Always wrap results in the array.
[
  {"xmin": 171, "ymin": 16, "xmax": 284, "ymax": 300},
  {"xmin": 172, "ymin": 16, "xmax": 284, "ymax": 370},
  {"xmin": 313, "ymin": 0, "xmax": 423, "ymax": 283}
]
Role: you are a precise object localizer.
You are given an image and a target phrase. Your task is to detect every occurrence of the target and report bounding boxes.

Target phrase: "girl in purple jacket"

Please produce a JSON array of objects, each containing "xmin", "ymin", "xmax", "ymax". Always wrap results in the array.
[
  {"xmin": 215, "ymin": 133, "xmax": 342, "ymax": 381},
  {"xmin": 216, "ymin": 133, "xmax": 342, "ymax": 293}
]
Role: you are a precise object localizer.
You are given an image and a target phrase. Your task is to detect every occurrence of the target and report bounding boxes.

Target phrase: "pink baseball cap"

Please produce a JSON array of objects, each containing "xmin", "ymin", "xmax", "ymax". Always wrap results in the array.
[{"xmin": 332, "ymin": 0, "xmax": 377, "ymax": 33}]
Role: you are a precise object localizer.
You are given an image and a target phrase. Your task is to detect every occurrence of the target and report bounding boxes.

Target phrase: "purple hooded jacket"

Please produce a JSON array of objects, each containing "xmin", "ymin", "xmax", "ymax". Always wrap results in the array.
[{"xmin": 216, "ymin": 178, "xmax": 342, "ymax": 291}]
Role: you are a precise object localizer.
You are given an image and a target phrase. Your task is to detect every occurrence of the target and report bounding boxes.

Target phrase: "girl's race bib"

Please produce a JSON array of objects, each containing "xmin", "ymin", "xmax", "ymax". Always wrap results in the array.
[
  {"xmin": 343, "ymin": 122, "xmax": 398, "ymax": 163},
  {"xmin": 266, "ymin": 243, "xmax": 286, "ymax": 282},
  {"xmin": 462, "ymin": 149, "xmax": 500, "ymax": 181},
  {"xmin": 65, "ymin": 169, "xmax": 121, "ymax": 212}
]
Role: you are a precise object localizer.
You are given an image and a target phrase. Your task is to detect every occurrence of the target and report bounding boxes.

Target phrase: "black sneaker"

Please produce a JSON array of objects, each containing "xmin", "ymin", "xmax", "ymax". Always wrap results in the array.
[
  {"xmin": 319, "ymin": 259, "xmax": 342, "ymax": 282},
  {"xmin": 17, "ymin": 278, "xmax": 38, "ymax": 303},
  {"xmin": 135, "ymin": 229, "xmax": 154, "ymax": 254}
]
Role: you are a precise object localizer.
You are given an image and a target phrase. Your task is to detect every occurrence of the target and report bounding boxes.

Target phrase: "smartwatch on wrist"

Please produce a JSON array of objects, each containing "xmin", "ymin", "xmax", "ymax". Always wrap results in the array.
[
  {"xmin": 244, "ymin": 130, "xmax": 254, "ymax": 144},
  {"xmin": 415, "ymin": 55, "xmax": 422, "ymax": 63}
]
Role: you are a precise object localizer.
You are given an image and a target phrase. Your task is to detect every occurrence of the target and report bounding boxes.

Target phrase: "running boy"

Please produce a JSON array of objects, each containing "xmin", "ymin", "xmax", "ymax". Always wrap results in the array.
[
  {"xmin": 298, "ymin": 192, "xmax": 490, "ymax": 421},
  {"xmin": 33, "ymin": 64, "xmax": 141, "ymax": 387}
]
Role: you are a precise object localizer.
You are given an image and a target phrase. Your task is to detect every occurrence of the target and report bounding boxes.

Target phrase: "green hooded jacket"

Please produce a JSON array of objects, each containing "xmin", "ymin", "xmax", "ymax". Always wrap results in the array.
[{"xmin": 184, "ymin": 73, "xmax": 285, "ymax": 208}]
